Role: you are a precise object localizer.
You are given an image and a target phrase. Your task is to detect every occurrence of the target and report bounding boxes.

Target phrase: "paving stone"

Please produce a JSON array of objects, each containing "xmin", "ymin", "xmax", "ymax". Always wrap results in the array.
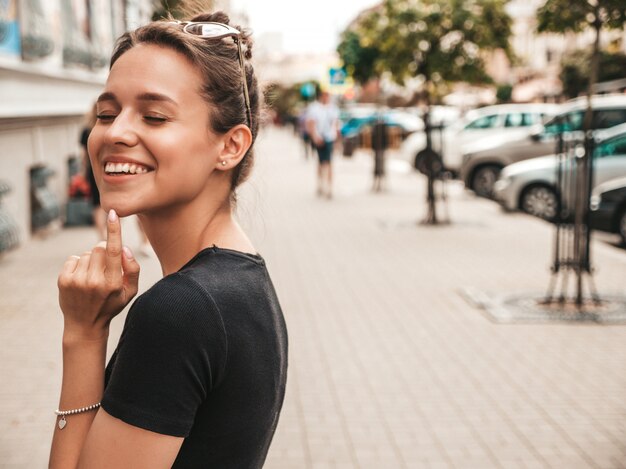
[{"xmin": 1, "ymin": 127, "xmax": 626, "ymax": 468}]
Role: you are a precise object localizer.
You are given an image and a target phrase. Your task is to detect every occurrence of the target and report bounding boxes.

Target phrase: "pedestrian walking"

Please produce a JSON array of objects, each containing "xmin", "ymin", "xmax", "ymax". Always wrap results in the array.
[
  {"xmin": 49, "ymin": 9, "xmax": 288, "ymax": 468},
  {"xmin": 297, "ymin": 104, "xmax": 314, "ymax": 160},
  {"xmin": 371, "ymin": 113, "xmax": 388, "ymax": 192},
  {"xmin": 306, "ymin": 89, "xmax": 339, "ymax": 198}
]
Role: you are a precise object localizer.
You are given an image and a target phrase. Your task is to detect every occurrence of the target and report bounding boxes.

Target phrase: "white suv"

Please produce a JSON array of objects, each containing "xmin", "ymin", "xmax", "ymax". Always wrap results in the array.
[
  {"xmin": 395, "ymin": 103, "xmax": 558, "ymax": 176},
  {"xmin": 460, "ymin": 95, "xmax": 626, "ymax": 197}
]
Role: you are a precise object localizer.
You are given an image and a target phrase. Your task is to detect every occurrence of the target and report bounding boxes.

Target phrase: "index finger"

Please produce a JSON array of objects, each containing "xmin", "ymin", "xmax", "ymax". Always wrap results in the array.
[{"xmin": 105, "ymin": 209, "xmax": 123, "ymax": 282}]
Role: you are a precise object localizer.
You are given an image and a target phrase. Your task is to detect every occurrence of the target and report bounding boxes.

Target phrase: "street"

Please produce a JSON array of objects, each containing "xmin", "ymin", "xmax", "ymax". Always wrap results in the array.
[{"xmin": 1, "ymin": 126, "xmax": 626, "ymax": 468}]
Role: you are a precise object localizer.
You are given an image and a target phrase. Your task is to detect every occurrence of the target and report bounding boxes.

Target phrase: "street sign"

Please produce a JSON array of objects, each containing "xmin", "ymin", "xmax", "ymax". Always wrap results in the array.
[{"xmin": 329, "ymin": 67, "xmax": 346, "ymax": 85}]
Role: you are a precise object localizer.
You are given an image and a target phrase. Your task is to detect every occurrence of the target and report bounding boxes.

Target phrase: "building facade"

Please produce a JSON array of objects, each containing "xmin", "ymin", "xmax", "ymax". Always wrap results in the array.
[{"xmin": 0, "ymin": 0, "xmax": 153, "ymax": 245}]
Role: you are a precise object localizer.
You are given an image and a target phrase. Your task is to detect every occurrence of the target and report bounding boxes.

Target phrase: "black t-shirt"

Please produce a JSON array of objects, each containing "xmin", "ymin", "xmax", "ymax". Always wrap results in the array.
[{"xmin": 102, "ymin": 247, "xmax": 288, "ymax": 468}]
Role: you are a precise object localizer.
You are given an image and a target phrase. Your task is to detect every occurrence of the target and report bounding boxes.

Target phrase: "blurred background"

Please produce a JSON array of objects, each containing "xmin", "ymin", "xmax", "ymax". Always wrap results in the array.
[
  {"xmin": 1, "ymin": 0, "xmax": 626, "ymax": 468},
  {"xmin": 2, "ymin": 0, "xmax": 626, "ymax": 246}
]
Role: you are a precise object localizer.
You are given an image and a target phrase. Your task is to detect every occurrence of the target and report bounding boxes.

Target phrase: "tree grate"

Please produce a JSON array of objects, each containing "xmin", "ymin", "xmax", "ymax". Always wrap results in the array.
[{"xmin": 460, "ymin": 287, "xmax": 626, "ymax": 325}]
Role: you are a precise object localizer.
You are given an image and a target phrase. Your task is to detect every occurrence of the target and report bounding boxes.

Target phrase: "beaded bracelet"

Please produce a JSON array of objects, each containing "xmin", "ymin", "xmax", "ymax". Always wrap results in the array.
[{"xmin": 55, "ymin": 402, "xmax": 101, "ymax": 429}]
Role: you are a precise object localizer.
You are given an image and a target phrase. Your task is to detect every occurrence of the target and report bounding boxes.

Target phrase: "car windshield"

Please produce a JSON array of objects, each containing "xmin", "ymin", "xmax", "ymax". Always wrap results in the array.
[
  {"xmin": 594, "ymin": 134, "xmax": 626, "ymax": 158},
  {"xmin": 543, "ymin": 111, "xmax": 584, "ymax": 135},
  {"xmin": 465, "ymin": 114, "xmax": 499, "ymax": 129}
]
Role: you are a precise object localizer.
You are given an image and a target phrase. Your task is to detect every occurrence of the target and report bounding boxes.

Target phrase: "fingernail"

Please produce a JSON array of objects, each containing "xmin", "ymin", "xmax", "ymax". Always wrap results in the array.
[
  {"xmin": 108, "ymin": 209, "xmax": 118, "ymax": 222},
  {"xmin": 123, "ymin": 246, "xmax": 134, "ymax": 259}
]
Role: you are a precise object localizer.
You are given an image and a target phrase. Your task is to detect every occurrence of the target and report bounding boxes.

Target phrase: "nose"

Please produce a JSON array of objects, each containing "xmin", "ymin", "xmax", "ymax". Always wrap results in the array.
[{"xmin": 103, "ymin": 111, "xmax": 139, "ymax": 147}]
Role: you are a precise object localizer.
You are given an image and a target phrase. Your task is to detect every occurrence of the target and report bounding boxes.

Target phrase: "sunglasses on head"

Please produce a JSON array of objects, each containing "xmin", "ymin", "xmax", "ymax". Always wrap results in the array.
[{"xmin": 170, "ymin": 21, "xmax": 252, "ymax": 127}]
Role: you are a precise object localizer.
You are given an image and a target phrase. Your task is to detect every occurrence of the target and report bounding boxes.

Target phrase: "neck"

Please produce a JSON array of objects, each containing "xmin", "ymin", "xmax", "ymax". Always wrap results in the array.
[{"xmin": 138, "ymin": 189, "xmax": 255, "ymax": 276}]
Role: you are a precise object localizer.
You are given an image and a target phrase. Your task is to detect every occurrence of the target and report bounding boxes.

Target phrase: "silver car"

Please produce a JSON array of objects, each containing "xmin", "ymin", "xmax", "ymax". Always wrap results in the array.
[
  {"xmin": 461, "ymin": 95, "xmax": 626, "ymax": 197},
  {"xmin": 493, "ymin": 122, "xmax": 626, "ymax": 220},
  {"xmin": 394, "ymin": 103, "xmax": 557, "ymax": 175}
]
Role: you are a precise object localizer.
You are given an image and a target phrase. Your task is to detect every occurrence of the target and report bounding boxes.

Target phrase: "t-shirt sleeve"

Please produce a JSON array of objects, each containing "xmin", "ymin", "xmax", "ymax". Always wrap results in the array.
[
  {"xmin": 306, "ymin": 103, "xmax": 320, "ymax": 123},
  {"xmin": 102, "ymin": 273, "xmax": 227, "ymax": 437}
]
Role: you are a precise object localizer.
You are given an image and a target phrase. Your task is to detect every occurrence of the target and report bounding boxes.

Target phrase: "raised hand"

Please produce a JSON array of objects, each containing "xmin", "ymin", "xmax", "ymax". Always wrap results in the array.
[{"xmin": 58, "ymin": 209, "xmax": 141, "ymax": 340}]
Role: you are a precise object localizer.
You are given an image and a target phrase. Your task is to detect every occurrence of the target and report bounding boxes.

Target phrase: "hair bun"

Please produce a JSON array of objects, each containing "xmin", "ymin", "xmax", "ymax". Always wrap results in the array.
[{"xmin": 189, "ymin": 11, "xmax": 230, "ymax": 25}]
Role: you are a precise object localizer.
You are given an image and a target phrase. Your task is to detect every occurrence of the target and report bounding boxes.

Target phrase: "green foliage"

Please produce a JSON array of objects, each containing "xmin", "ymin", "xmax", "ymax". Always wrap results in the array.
[
  {"xmin": 264, "ymin": 82, "xmax": 316, "ymax": 122},
  {"xmin": 536, "ymin": 0, "xmax": 626, "ymax": 34},
  {"xmin": 496, "ymin": 83, "xmax": 513, "ymax": 103},
  {"xmin": 152, "ymin": 0, "xmax": 215, "ymax": 21},
  {"xmin": 152, "ymin": 0, "xmax": 185, "ymax": 20},
  {"xmin": 337, "ymin": 29, "xmax": 381, "ymax": 85},
  {"xmin": 537, "ymin": 0, "xmax": 626, "ymax": 99},
  {"xmin": 337, "ymin": 0, "xmax": 513, "ymax": 93},
  {"xmin": 382, "ymin": 0, "xmax": 512, "ymax": 85},
  {"xmin": 561, "ymin": 50, "xmax": 626, "ymax": 98}
]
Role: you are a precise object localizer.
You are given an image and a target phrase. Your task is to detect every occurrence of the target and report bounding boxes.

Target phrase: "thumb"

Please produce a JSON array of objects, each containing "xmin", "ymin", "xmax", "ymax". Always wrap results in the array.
[{"xmin": 121, "ymin": 246, "xmax": 140, "ymax": 296}]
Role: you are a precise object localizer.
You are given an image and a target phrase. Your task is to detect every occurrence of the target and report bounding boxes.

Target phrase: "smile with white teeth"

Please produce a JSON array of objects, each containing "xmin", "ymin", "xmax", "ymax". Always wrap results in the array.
[{"xmin": 104, "ymin": 162, "xmax": 150, "ymax": 175}]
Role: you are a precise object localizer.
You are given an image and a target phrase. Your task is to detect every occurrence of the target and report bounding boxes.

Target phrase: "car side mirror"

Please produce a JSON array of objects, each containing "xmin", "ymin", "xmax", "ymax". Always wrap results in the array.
[{"xmin": 529, "ymin": 132, "xmax": 541, "ymax": 142}]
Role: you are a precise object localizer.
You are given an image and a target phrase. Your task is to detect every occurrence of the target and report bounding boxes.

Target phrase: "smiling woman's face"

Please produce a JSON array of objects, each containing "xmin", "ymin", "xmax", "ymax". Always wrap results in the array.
[{"xmin": 88, "ymin": 44, "xmax": 224, "ymax": 217}]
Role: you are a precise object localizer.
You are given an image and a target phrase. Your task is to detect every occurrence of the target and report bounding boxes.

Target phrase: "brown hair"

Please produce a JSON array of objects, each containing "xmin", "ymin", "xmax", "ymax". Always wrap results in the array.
[{"xmin": 110, "ymin": 11, "xmax": 260, "ymax": 195}]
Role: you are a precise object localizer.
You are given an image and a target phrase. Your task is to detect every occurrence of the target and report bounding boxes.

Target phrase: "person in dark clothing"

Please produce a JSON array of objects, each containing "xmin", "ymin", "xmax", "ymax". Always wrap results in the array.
[
  {"xmin": 50, "ymin": 9, "xmax": 288, "ymax": 468},
  {"xmin": 371, "ymin": 114, "xmax": 388, "ymax": 192},
  {"xmin": 81, "ymin": 104, "xmax": 107, "ymax": 239}
]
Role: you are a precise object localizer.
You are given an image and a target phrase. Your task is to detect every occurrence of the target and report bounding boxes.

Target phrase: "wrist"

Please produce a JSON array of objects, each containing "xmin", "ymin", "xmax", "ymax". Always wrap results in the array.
[{"xmin": 62, "ymin": 324, "xmax": 110, "ymax": 346}]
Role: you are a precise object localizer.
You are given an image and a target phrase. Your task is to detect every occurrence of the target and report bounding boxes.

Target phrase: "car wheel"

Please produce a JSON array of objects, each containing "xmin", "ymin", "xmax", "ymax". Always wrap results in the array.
[
  {"xmin": 618, "ymin": 209, "xmax": 626, "ymax": 246},
  {"xmin": 470, "ymin": 165, "xmax": 501, "ymax": 198},
  {"xmin": 520, "ymin": 185, "xmax": 559, "ymax": 221}
]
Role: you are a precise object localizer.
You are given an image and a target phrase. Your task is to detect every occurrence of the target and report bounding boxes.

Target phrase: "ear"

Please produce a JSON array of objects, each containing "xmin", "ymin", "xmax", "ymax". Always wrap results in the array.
[{"xmin": 215, "ymin": 124, "xmax": 253, "ymax": 171}]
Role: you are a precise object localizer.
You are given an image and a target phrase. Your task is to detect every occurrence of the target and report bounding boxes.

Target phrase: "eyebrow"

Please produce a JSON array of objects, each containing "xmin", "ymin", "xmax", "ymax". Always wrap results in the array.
[{"xmin": 96, "ymin": 91, "xmax": 177, "ymax": 105}]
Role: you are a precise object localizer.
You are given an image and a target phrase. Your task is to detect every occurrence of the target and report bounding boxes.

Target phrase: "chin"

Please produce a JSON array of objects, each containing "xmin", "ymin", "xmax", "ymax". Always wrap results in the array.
[{"xmin": 100, "ymin": 199, "xmax": 138, "ymax": 218}]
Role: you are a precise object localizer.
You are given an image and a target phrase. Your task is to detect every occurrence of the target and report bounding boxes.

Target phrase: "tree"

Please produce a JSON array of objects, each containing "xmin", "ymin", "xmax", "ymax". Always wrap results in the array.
[
  {"xmin": 338, "ymin": 0, "xmax": 513, "ymax": 224},
  {"xmin": 152, "ymin": 0, "xmax": 215, "ymax": 21},
  {"xmin": 496, "ymin": 84, "xmax": 513, "ymax": 103},
  {"xmin": 337, "ymin": 10, "xmax": 381, "ymax": 85},
  {"xmin": 377, "ymin": 0, "xmax": 512, "ymax": 96},
  {"xmin": 537, "ymin": 0, "xmax": 626, "ymax": 104},
  {"xmin": 537, "ymin": 0, "xmax": 626, "ymax": 306},
  {"xmin": 264, "ymin": 82, "xmax": 309, "ymax": 126},
  {"xmin": 560, "ymin": 50, "xmax": 626, "ymax": 98}
]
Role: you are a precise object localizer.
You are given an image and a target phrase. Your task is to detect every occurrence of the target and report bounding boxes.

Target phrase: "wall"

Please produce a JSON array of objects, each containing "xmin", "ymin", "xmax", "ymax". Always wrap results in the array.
[{"xmin": 0, "ymin": 0, "xmax": 153, "ymax": 242}]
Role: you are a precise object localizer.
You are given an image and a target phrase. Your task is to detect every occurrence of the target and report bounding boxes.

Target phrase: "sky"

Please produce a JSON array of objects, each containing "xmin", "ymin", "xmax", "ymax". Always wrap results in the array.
[{"xmin": 231, "ymin": 0, "xmax": 380, "ymax": 54}]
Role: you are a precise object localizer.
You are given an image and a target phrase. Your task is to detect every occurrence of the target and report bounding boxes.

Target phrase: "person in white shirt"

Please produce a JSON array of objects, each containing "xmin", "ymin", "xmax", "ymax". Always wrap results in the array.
[{"xmin": 306, "ymin": 90, "xmax": 339, "ymax": 198}]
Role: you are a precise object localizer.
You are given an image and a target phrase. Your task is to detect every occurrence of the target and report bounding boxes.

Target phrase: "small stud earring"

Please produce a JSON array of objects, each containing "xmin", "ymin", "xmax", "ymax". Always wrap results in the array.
[{"xmin": 220, "ymin": 160, "xmax": 227, "ymax": 166}]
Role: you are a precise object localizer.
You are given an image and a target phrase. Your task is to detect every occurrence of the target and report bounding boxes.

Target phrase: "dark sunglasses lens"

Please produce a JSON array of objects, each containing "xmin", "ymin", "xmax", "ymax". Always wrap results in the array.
[{"xmin": 185, "ymin": 23, "xmax": 233, "ymax": 37}]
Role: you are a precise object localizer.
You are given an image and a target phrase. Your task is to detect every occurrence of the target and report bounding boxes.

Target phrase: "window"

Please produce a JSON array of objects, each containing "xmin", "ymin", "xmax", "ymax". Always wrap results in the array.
[
  {"xmin": 595, "ymin": 135, "xmax": 626, "ymax": 158},
  {"xmin": 594, "ymin": 109, "xmax": 626, "ymax": 129},
  {"xmin": 543, "ymin": 111, "xmax": 584, "ymax": 134},
  {"xmin": 504, "ymin": 113, "xmax": 523, "ymax": 127},
  {"xmin": 504, "ymin": 112, "xmax": 538, "ymax": 127},
  {"xmin": 465, "ymin": 114, "xmax": 499, "ymax": 129}
]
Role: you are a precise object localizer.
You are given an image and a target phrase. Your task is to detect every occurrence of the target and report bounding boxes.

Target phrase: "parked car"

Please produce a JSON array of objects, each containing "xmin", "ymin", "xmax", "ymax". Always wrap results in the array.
[
  {"xmin": 461, "ymin": 95, "xmax": 626, "ymax": 197},
  {"xmin": 590, "ymin": 176, "xmax": 626, "ymax": 245},
  {"xmin": 341, "ymin": 108, "xmax": 424, "ymax": 156},
  {"xmin": 395, "ymin": 103, "xmax": 558, "ymax": 176},
  {"xmin": 493, "ymin": 122, "xmax": 626, "ymax": 220},
  {"xmin": 340, "ymin": 108, "xmax": 423, "ymax": 139}
]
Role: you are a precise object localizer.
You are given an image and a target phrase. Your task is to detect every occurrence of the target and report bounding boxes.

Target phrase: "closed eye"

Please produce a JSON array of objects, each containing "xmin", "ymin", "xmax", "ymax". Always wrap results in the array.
[
  {"xmin": 144, "ymin": 115, "xmax": 168, "ymax": 124},
  {"xmin": 96, "ymin": 114, "xmax": 117, "ymax": 122}
]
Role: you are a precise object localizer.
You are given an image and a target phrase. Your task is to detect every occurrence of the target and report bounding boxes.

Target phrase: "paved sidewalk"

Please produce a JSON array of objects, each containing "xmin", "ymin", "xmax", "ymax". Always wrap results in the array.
[{"xmin": 1, "ymin": 126, "xmax": 626, "ymax": 468}]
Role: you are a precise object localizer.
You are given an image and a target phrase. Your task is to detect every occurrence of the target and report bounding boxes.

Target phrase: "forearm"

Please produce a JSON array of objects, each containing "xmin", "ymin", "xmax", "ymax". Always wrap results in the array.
[
  {"xmin": 49, "ymin": 331, "xmax": 108, "ymax": 468},
  {"xmin": 306, "ymin": 121, "xmax": 320, "ymax": 143}
]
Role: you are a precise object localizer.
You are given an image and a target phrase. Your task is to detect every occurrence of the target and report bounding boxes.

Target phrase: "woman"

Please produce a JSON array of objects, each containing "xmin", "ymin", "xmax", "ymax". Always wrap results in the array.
[{"xmin": 50, "ymin": 10, "xmax": 288, "ymax": 468}]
